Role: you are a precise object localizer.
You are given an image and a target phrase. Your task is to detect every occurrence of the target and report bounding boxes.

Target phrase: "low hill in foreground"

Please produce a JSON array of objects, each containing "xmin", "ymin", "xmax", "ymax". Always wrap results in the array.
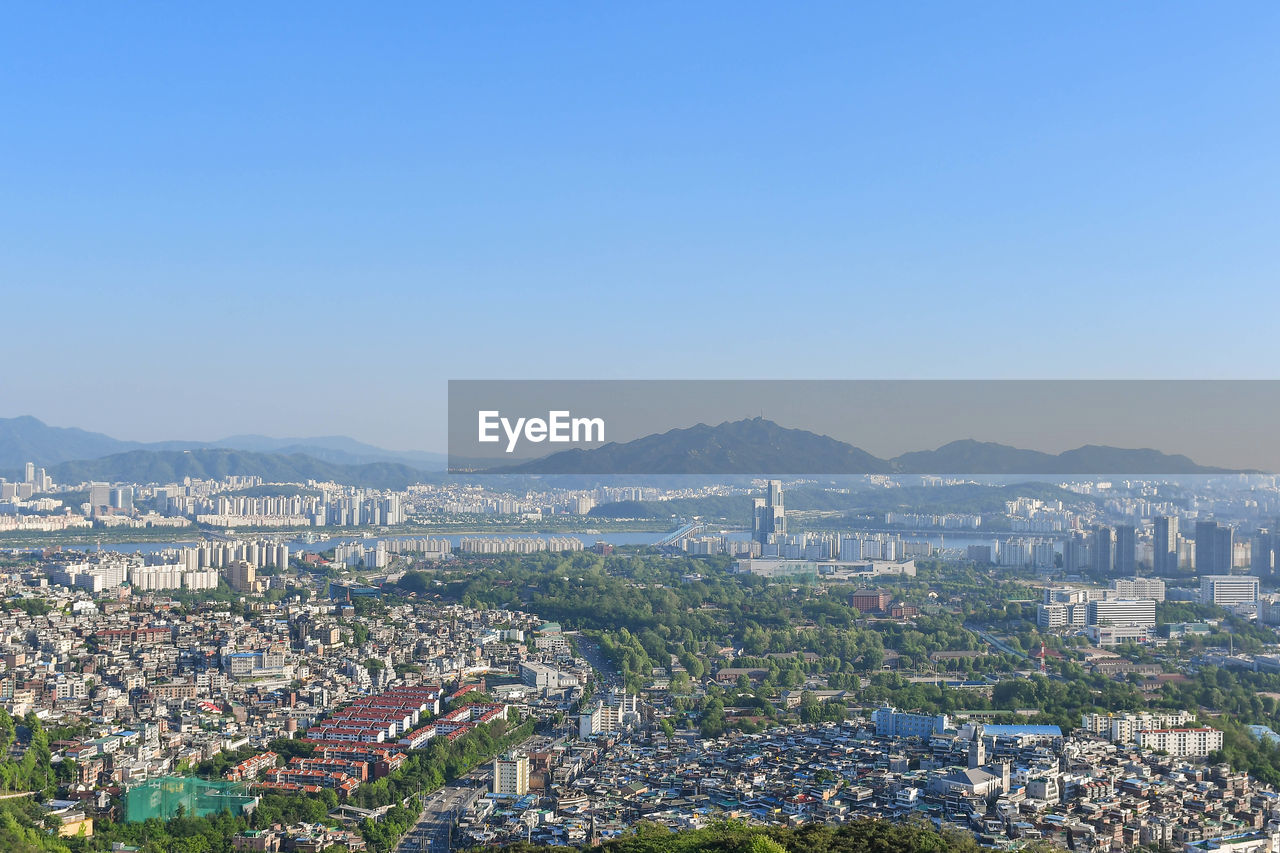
[{"xmin": 499, "ymin": 819, "xmax": 989, "ymax": 853}]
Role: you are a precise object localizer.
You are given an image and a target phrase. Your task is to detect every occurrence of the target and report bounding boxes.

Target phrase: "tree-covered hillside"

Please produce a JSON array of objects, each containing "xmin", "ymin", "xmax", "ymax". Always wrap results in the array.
[{"xmin": 495, "ymin": 819, "xmax": 1002, "ymax": 853}]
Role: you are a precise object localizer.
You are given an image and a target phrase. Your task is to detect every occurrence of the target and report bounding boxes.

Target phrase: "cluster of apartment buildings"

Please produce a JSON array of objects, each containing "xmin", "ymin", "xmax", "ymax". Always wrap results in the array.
[
  {"xmin": 451, "ymin": 711, "xmax": 1270, "ymax": 853},
  {"xmin": 458, "ymin": 536, "xmax": 586, "ymax": 555},
  {"xmin": 3, "ymin": 467, "xmax": 728, "ymax": 535},
  {"xmin": 184, "ymin": 491, "xmax": 403, "ymax": 529},
  {"xmin": 40, "ymin": 540, "xmax": 291, "ymax": 594},
  {"xmin": 1080, "ymin": 712, "xmax": 1225, "ymax": 756}
]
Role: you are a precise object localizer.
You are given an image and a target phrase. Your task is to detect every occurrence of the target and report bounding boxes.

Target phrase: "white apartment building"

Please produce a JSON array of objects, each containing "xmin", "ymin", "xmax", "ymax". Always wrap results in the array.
[
  {"xmin": 578, "ymin": 691, "xmax": 641, "ymax": 738},
  {"xmin": 1081, "ymin": 711, "xmax": 1196, "ymax": 744},
  {"xmin": 493, "ymin": 752, "xmax": 530, "ymax": 796},
  {"xmin": 1134, "ymin": 727, "xmax": 1224, "ymax": 756},
  {"xmin": 127, "ymin": 564, "xmax": 221, "ymax": 591},
  {"xmin": 534, "ymin": 634, "xmax": 571, "ymax": 653},
  {"xmin": 54, "ymin": 676, "xmax": 89, "ymax": 700},
  {"xmin": 47, "ymin": 561, "xmax": 127, "ymax": 592},
  {"xmin": 997, "ymin": 538, "xmax": 1055, "ymax": 568}
]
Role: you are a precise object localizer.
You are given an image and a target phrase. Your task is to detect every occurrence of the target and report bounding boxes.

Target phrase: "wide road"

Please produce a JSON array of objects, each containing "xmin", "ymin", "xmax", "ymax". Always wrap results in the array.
[
  {"xmin": 395, "ymin": 734, "xmax": 547, "ymax": 853},
  {"xmin": 967, "ymin": 625, "xmax": 1028, "ymax": 660},
  {"xmin": 573, "ymin": 633, "xmax": 623, "ymax": 690},
  {"xmin": 396, "ymin": 768, "xmax": 487, "ymax": 853}
]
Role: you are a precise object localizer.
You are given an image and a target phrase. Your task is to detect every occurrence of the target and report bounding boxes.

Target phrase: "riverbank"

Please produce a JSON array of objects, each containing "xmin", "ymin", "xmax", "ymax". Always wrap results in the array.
[{"xmin": 0, "ymin": 519, "xmax": 670, "ymax": 549}]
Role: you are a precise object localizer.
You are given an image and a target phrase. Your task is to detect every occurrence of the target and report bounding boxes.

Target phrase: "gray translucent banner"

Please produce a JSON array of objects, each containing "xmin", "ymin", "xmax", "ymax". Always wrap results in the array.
[{"xmin": 447, "ymin": 380, "xmax": 1279, "ymax": 475}]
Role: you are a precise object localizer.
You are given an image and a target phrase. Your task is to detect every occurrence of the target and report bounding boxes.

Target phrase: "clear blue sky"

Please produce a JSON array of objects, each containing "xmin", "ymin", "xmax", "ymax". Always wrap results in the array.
[{"xmin": 2, "ymin": 3, "xmax": 1278, "ymax": 451}]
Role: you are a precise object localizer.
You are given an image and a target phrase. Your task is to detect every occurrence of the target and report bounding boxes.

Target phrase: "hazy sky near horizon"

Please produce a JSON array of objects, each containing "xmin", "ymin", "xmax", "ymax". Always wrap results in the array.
[{"xmin": 3, "ymin": 4, "xmax": 1279, "ymax": 452}]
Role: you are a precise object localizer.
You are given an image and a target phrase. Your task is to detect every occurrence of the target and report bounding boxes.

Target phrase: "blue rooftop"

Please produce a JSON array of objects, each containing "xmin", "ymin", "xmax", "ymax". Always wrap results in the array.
[{"xmin": 1248, "ymin": 725, "xmax": 1280, "ymax": 745}]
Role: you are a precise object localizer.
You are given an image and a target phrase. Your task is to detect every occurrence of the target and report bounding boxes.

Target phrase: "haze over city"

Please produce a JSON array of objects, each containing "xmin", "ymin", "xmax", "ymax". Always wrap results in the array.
[{"xmin": 4, "ymin": 6, "xmax": 1280, "ymax": 853}]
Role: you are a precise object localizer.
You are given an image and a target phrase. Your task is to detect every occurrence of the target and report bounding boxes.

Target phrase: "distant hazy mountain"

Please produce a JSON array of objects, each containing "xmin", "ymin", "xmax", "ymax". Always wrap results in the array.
[
  {"xmin": 0, "ymin": 415, "xmax": 1243, "ymax": 482},
  {"xmin": 169, "ymin": 434, "xmax": 447, "ymax": 469},
  {"xmin": 0, "ymin": 415, "xmax": 148, "ymax": 468},
  {"xmin": 888, "ymin": 439, "xmax": 1237, "ymax": 475},
  {"xmin": 1051, "ymin": 445, "xmax": 1234, "ymax": 475},
  {"xmin": 42, "ymin": 449, "xmax": 427, "ymax": 489},
  {"xmin": 489, "ymin": 418, "xmax": 1244, "ymax": 475},
  {"xmin": 491, "ymin": 418, "xmax": 892, "ymax": 475},
  {"xmin": 0, "ymin": 416, "xmax": 446, "ymax": 471},
  {"xmin": 888, "ymin": 440, "xmax": 1057, "ymax": 475}
]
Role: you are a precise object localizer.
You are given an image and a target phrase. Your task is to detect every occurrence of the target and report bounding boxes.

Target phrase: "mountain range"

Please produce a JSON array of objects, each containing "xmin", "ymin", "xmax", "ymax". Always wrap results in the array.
[
  {"xmin": 489, "ymin": 417, "xmax": 1245, "ymax": 475},
  {"xmin": 40, "ymin": 449, "xmax": 428, "ymax": 490},
  {"xmin": 0, "ymin": 415, "xmax": 446, "ymax": 472},
  {"xmin": 0, "ymin": 414, "xmax": 1248, "ymax": 485}
]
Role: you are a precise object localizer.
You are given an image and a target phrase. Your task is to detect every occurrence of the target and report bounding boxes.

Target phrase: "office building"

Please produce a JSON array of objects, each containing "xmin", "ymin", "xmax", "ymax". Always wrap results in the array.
[
  {"xmin": 1087, "ymin": 599, "xmax": 1156, "ymax": 628},
  {"xmin": 1113, "ymin": 525, "xmax": 1135, "ymax": 575},
  {"xmin": 1088, "ymin": 624, "xmax": 1152, "ymax": 646},
  {"xmin": 1062, "ymin": 534, "xmax": 1090, "ymax": 572},
  {"xmin": 519, "ymin": 662, "xmax": 579, "ymax": 690},
  {"xmin": 1090, "ymin": 526, "xmax": 1112, "ymax": 575},
  {"xmin": 1038, "ymin": 602, "xmax": 1087, "ymax": 630},
  {"xmin": 1196, "ymin": 521, "xmax": 1234, "ymax": 574},
  {"xmin": 752, "ymin": 480, "xmax": 785, "ymax": 546},
  {"xmin": 1042, "ymin": 586, "xmax": 1090, "ymax": 605},
  {"xmin": 1110, "ymin": 577, "xmax": 1165, "ymax": 601},
  {"xmin": 110, "ymin": 486, "xmax": 134, "ymax": 512},
  {"xmin": 1252, "ymin": 528, "xmax": 1279, "ymax": 577},
  {"xmin": 1154, "ymin": 516, "xmax": 1179, "ymax": 574},
  {"xmin": 88, "ymin": 483, "xmax": 111, "ymax": 512},
  {"xmin": 1200, "ymin": 574, "xmax": 1258, "ymax": 607}
]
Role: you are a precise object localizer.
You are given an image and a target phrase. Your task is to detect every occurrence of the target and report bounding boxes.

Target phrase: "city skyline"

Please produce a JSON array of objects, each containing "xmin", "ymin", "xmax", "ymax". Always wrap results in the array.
[{"xmin": 8, "ymin": 6, "xmax": 1280, "ymax": 852}]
